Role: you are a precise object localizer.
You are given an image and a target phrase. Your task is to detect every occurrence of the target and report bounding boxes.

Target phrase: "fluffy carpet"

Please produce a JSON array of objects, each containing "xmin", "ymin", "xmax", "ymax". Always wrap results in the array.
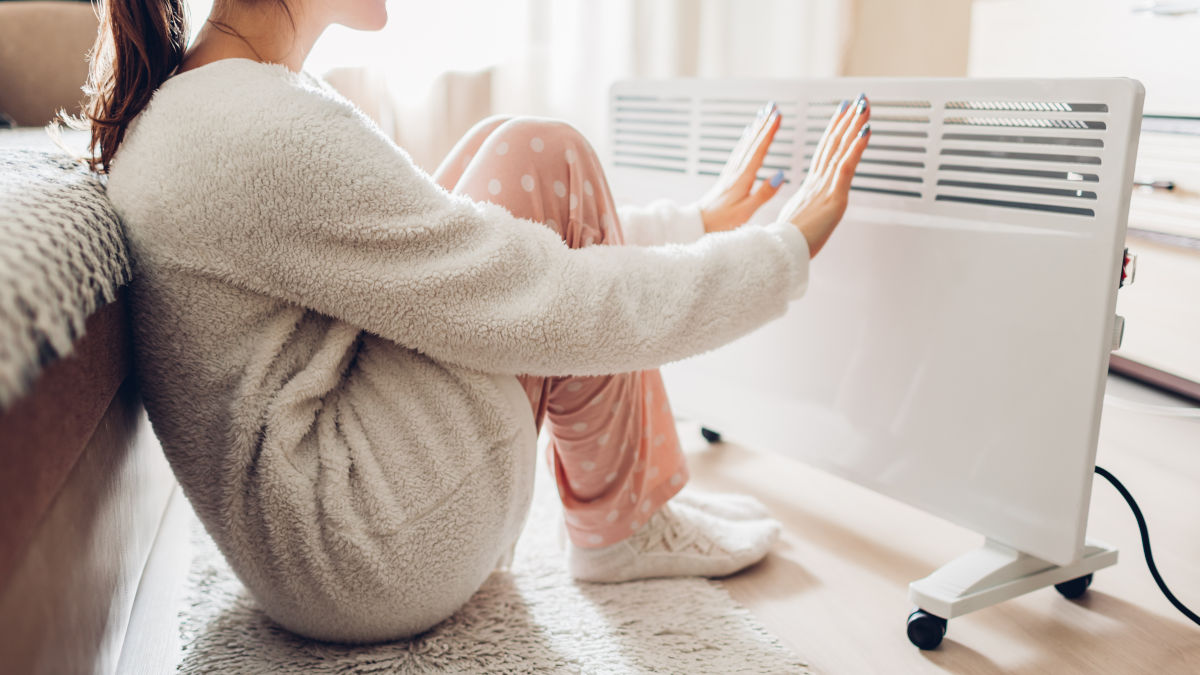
[{"xmin": 177, "ymin": 458, "xmax": 811, "ymax": 674}]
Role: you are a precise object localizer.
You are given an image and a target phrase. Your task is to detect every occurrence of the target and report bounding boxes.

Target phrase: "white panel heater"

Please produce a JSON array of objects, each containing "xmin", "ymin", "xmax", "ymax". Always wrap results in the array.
[{"xmin": 606, "ymin": 78, "xmax": 1144, "ymax": 646}]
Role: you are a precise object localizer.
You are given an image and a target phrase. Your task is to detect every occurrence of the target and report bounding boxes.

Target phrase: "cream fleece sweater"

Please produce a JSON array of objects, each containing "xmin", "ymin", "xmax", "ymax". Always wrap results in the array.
[
  {"xmin": 106, "ymin": 58, "xmax": 810, "ymax": 643},
  {"xmin": 618, "ymin": 198, "xmax": 706, "ymax": 246}
]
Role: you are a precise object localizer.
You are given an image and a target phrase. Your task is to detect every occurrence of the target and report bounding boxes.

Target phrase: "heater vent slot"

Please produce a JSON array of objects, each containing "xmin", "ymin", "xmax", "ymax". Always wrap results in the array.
[
  {"xmin": 935, "ymin": 195, "xmax": 1096, "ymax": 216},
  {"xmin": 942, "ymin": 133, "xmax": 1103, "ymax": 148},
  {"xmin": 941, "ymin": 149, "xmax": 1102, "ymax": 164},
  {"xmin": 851, "ymin": 186, "xmax": 924, "ymax": 198},
  {"xmin": 936, "ymin": 179, "xmax": 1097, "ymax": 200},
  {"xmin": 945, "ymin": 117, "xmax": 1106, "ymax": 130},
  {"xmin": 945, "ymin": 100, "xmax": 1109, "ymax": 113},
  {"xmin": 937, "ymin": 164, "xmax": 1099, "ymax": 182}
]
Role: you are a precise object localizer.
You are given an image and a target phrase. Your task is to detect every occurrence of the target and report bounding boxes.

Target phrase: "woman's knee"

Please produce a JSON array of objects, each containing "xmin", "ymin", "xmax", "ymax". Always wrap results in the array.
[
  {"xmin": 467, "ymin": 114, "xmax": 516, "ymax": 139},
  {"xmin": 489, "ymin": 116, "xmax": 596, "ymax": 161}
]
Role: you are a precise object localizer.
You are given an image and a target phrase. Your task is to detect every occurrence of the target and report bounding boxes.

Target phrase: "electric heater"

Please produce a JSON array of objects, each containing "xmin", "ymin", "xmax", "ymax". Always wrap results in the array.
[{"xmin": 606, "ymin": 77, "xmax": 1145, "ymax": 647}]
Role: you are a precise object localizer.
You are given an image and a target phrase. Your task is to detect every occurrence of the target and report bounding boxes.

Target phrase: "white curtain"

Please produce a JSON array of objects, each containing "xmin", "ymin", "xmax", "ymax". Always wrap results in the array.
[{"xmin": 189, "ymin": 0, "xmax": 850, "ymax": 172}]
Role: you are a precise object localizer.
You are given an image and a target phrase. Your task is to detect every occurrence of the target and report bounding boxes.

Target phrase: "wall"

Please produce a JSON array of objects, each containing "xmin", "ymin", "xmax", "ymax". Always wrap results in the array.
[{"xmin": 841, "ymin": 0, "xmax": 973, "ymax": 77}]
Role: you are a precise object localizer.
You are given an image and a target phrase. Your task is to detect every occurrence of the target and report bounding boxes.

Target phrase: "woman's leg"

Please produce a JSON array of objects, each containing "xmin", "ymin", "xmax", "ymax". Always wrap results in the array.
[
  {"xmin": 435, "ymin": 116, "xmax": 688, "ymax": 545},
  {"xmin": 431, "ymin": 115, "xmax": 513, "ymax": 188},
  {"xmin": 435, "ymin": 116, "xmax": 779, "ymax": 580}
]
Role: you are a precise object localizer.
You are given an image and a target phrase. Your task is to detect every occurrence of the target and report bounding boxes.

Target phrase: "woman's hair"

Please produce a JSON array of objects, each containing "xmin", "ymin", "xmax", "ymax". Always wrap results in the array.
[
  {"xmin": 77, "ymin": 0, "xmax": 293, "ymax": 173},
  {"xmin": 80, "ymin": 0, "xmax": 190, "ymax": 173}
]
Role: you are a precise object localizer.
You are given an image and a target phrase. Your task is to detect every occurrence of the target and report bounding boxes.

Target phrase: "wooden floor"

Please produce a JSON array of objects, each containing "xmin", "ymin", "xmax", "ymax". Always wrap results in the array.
[{"xmin": 682, "ymin": 374, "xmax": 1200, "ymax": 675}]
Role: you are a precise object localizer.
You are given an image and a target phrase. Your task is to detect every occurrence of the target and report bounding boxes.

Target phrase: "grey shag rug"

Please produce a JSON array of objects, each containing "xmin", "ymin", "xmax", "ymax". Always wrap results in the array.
[{"xmin": 177, "ymin": 462, "xmax": 811, "ymax": 674}]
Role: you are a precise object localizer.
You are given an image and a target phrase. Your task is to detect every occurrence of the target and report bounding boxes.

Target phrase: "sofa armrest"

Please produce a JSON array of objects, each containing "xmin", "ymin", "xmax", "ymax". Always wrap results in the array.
[
  {"xmin": 0, "ymin": 293, "xmax": 178, "ymax": 675},
  {"xmin": 0, "ymin": 1, "xmax": 98, "ymax": 126}
]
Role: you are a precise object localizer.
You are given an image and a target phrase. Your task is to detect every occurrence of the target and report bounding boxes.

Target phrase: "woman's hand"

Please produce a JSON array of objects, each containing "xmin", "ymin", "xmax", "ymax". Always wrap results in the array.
[
  {"xmin": 779, "ymin": 95, "xmax": 871, "ymax": 258},
  {"xmin": 697, "ymin": 102, "xmax": 786, "ymax": 234}
]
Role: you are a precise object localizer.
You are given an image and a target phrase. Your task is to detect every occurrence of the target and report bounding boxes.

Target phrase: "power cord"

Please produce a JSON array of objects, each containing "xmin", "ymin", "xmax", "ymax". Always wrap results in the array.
[{"xmin": 1095, "ymin": 465, "xmax": 1200, "ymax": 626}]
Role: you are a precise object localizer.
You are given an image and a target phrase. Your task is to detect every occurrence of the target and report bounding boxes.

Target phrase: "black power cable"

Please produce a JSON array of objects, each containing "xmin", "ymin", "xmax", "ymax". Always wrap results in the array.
[{"xmin": 1095, "ymin": 465, "xmax": 1200, "ymax": 626}]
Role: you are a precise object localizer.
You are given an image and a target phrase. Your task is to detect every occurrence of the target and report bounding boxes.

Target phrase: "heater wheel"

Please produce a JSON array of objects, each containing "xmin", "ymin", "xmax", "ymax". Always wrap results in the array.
[
  {"xmin": 1054, "ymin": 573, "xmax": 1094, "ymax": 599},
  {"xmin": 699, "ymin": 427, "xmax": 722, "ymax": 443},
  {"xmin": 906, "ymin": 609, "xmax": 947, "ymax": 650}
]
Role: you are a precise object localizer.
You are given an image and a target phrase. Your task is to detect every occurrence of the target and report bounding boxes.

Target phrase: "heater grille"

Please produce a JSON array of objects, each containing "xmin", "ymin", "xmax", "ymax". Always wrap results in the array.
[
  {"xmin": 611, "ymin": 94, "xmax": 690, "ymax": 174},
  {"xmin": 608, "ymin": 82, "xmax": 1127, "ymax": 223}
]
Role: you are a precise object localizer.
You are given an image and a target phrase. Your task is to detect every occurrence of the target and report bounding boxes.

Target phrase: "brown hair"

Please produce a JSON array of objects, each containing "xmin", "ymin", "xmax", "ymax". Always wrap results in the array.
[
  {"xmin": 79, "ymin": 0, "xmax": 189, "ymax": 173},
  {"xmin": 75, "ymin": 0, "xmax": 296, "ymax": 173}
]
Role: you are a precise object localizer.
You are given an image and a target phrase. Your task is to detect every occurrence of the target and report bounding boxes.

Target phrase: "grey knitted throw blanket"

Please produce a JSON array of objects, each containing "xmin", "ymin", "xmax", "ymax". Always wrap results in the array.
[{"xmin": 0, "ymin": 149, "xmax": 130, "ymax": 410}]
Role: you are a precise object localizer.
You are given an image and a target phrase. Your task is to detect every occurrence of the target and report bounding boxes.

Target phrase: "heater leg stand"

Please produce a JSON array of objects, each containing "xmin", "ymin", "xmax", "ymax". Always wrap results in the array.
[{"xmin": 905, "ymin": 538, "xmax": 1118, "ymax": 649}]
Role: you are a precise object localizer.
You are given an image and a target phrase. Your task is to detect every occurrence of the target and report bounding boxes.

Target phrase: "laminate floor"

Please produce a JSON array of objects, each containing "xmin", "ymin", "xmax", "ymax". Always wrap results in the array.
[{"xmin": 682, "ymin": 375, "xmax": 1200, "ymax": 675}]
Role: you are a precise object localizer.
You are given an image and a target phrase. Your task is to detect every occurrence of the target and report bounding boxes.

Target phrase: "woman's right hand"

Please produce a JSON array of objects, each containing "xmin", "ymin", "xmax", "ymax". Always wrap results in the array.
[{"xmin": 779, "ymin": 95, "xmax": 871, "ymax": 258}]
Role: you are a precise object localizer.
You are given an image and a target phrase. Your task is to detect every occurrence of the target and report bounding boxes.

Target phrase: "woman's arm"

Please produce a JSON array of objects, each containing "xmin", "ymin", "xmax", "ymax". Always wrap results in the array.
[
  {"xmin": 618, "ymin": 102, "xmax": 786, "ymax": 247},
  {"xmin": 617, "ymin": 200, "xmax": 706, "ymax": 246},
  {"xmin": 186, "ymin": 85, "xmax": 811, "ymax": 378}
]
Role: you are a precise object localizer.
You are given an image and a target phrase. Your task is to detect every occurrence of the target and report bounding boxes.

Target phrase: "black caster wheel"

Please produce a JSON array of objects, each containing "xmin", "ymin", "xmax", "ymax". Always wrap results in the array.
[
  {"xmin": 907, "ymin": 609, "xmax": 947, "ymax": 650},
  {"xmin": 1054, "ymin": 573, "xmax": 1093, "ymax": 599},
  {"xmin": 699, "ymin": 427, "xmax": 722, "ymax": 443}
]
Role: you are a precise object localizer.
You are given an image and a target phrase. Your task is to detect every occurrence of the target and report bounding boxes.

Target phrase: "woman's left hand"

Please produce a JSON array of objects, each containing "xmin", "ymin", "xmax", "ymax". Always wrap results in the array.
[{"xmin": 697, "ymin": 101, "xmax": 786, "ymax": 234}]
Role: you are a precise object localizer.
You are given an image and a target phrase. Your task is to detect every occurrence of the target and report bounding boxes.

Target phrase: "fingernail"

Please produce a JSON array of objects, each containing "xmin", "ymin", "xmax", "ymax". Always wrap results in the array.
[
  {"xmin": 770, "ymin": 169, "xmax": 785, "ymax": 188},
  {"xmin": 858, "ymin": 123, "xmax": 871, "ymax": 137},
  {"xmin": 856, "ymin": 92, "xmax": 866, "ymax": 102},
  {"xmin": 856, "ymin": 98, "xmax": 867, "ymax": 114},
  {"xmin": 768, "ymin": 100, "xmax": 778, "ymax": 113},
  {"xmin": 838, "ymin": 99, "xmax": 850, "ymax": 113}
]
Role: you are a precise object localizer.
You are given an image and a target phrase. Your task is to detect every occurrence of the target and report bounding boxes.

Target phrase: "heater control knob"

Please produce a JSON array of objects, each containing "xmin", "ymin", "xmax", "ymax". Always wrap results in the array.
[{"xmin": 1120, "ymin": 248, "xmax": 1137, "ymax": 288}]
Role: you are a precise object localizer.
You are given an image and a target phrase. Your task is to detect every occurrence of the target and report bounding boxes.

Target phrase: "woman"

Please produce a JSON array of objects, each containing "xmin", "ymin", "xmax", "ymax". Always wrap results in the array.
[{"xmin": 88, "ymin": 0, "xmax": 870, "ymax": 643}]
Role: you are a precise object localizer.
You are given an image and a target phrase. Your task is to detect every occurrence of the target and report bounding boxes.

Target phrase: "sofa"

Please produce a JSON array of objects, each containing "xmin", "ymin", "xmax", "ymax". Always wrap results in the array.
[
  {"xmin": 0, "ymin": 129, "xmax": 189, "ymax": 675},
  {"xmin": 0, "ymin": 4, "xmax": 186, "ymax": 671}
]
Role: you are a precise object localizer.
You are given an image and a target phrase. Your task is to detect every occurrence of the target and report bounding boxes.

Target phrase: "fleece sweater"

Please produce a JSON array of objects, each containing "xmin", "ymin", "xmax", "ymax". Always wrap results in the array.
[
  {"xmin": 617, "ymin": 199, "xmax": 707, "ymax": 246},
  {"xmin": 105, "ymin": 58, "xmax": 810, "ymax": 643}
]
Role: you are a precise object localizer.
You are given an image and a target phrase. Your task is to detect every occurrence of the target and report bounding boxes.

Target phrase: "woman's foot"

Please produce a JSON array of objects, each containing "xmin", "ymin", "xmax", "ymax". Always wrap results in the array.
[
  {"xmin": 673, "ymin": 487, "xmax": 771, "ymax": 521},
  {"xmin": 567, "ymin": 501, "xmax": 781, "ymax": 583}
]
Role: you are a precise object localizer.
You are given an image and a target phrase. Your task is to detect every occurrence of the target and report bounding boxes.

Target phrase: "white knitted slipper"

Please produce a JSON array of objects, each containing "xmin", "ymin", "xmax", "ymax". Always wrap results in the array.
[{"xmin": 567, "ymin": 501, "xmax": 781, "ymax": 583}]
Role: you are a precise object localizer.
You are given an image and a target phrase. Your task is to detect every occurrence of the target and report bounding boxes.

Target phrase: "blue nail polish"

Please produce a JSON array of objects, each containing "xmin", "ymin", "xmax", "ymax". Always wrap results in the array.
[
  {"xmin": 858, "ymin": 123, "xmax": 871, "ymax": 138},
  {"xmin": 857, "ymin": 98, "xmax": 867, "ymax": 114},
  {"xmin": 770, "ymin": 169, "xmax": 785, "ymax": 188},
  {"xmin": 838, "ymin": 99, "xmax": 850, "ymax": 113}
]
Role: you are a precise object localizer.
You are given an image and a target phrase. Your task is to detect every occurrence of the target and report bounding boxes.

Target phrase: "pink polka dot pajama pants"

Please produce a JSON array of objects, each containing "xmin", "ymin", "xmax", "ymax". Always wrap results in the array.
[{"xmin": 432, "ymin": 116, "xmax": 690, "ymax": 550}]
